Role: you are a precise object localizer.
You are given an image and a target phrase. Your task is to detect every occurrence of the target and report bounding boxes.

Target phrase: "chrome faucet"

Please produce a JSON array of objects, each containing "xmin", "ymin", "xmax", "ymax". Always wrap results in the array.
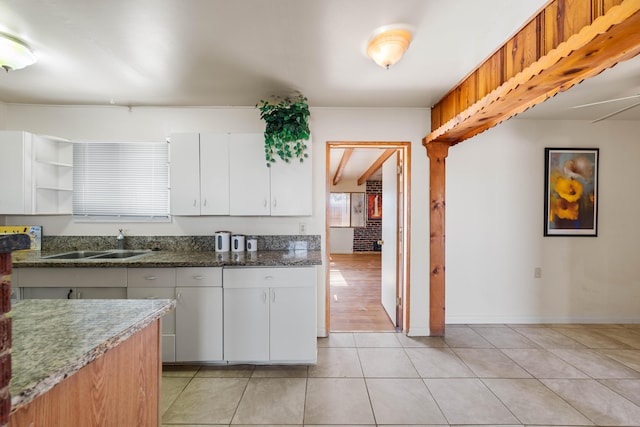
[{"xmin": 117, "ymin": 229, "xmax": 125, "ymax": 250}]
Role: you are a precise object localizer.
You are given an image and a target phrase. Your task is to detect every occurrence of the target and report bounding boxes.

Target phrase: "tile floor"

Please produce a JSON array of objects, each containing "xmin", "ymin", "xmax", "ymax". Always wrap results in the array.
[{"xmin": 161, "ymin": 324, "xmax": 640, "ymax": 426}]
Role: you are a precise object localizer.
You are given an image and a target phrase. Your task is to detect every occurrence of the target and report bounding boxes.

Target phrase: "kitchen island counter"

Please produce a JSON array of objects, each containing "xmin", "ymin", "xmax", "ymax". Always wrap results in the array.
[
  {"xmin": 10, "ymin": 298, "xmax": 174, "ymax": 422},
  {"xmin": 12, "ymin": 249, "xmax": 322, "ymax": 268}
]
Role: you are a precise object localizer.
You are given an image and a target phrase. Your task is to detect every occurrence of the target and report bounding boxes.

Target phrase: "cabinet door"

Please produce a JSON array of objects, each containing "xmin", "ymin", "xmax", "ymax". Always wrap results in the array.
[
  {"xmin": 200, "ymin": 133, "xmax": 230, "ymax": 215},
  {"xmin": 170, "ymin": 133, "xmax": 201, "ymax": 215},
  {"xmin": 229, "ymin": 133, "xmax": 270, "ymax": 215},
  {"xmin": 270, "ymin": 286, "xmax": 317, "ymax": 362},
  {"xmin": 0, "ymin": 131, "xmax": 29, "ymax": 214},
  {"xmin": 128, "ymin": 287, "xmax": 177, "ymax": 362},
  {"xmin": 176, "ymin": 287, "xmax": 223, "ymax": 362},
  {"xmin": 270, "ymin": 140, "xmax": 312, "ymax": 216},
  {"xmin": 223, "ymin": 287, "xmax": 269, "ymax": 361}
]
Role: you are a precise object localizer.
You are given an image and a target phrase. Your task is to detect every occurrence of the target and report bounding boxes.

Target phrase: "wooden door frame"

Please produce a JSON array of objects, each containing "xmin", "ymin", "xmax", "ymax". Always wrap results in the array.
[{"xmin": 325, "ymin": 141, "xmax": 411, "ymax": 334}]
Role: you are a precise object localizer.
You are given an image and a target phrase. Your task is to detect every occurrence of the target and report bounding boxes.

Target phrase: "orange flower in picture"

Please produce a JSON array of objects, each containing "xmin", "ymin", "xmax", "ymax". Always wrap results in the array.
[{"xmin": 544, "ymin": 148, "xmax": 599, "ymax": 236}]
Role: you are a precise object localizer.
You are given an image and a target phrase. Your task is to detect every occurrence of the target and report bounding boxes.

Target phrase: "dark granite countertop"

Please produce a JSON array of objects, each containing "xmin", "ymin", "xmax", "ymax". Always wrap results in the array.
[
  {"xmin": 10, "ymin": 298, "xmax": 175, "ymax": 413},
  {"xmin": 0, "ymin": 234, "xmax": 31, "ymax": 253},
  {"xmin": 12, "ymin": 249, "xmax": 323, "ymax": 268}
]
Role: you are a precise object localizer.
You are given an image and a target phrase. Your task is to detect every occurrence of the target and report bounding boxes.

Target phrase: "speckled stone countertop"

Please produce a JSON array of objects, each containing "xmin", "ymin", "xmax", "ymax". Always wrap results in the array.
[
  {"xmin": 10, "ymin": 298, "xmax": 175, "ymax": 413},
  {"xmin": 12, "ymin": 249, "xmax": 323, "ymax": 268}
]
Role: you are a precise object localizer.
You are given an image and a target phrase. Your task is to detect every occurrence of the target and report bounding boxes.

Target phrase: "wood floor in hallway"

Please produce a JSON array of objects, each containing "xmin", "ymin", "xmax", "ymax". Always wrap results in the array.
[{"xmin": 329, "ymin": 253, "xmax": 395, "ymax": 332}]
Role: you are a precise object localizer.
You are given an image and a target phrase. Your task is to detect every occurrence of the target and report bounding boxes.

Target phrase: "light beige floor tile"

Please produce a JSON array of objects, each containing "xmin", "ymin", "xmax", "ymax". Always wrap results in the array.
[
  {"xmin": 472, "ymin": 326, "xmax": 541, "ymax": 348},
  {"xmin": 484, "ymin": 378, "xmax": 593, "ymax": 425},
  {"xmin": 442, "ymin": 326, "xmax": 494, "ymax": 348},
  {"xmin": 163, "ymin": 377, "xmax": 248, "ymax": 424},
  {"xmin": 162, "ymin": 364, "xmax": 200, "ymax": 377},
  {"xmin": 231, "ymin": 378, "xmax": 306, "ymax": 424},
  {"xmin": 601, "ymin": 329, "xmax": 640, "ymax": 349},
  {"xmin": 162, "ymin": 425, "xmax": 225, "ymax": 427},
  {"xmin": 600, "ymin": 349, "xmax": 640, "ymax": 371},
  {"xmin": 395, "ymin": 333, "xmax": 446, "ymax": 348},
  {"xmin": 251, "ymin": 364, "xmax": 308, "ymax": 377},
  {"xmin": 304, "ymin": 378, "xmax": 375, "ymax": 424},
  {"xmin": 453, "ymin": 348, "xmax": 532, "ymax": 378},
  {"xmin": 542, "ymin": 378, "xmax": 640, "ymax": 426},
  {"xmin": 600, "ymin": 379, "xmax": 640, "ymax": 406},
  {"xmin": 502, "ymin": 348, "xmax": 589, "ymax": 379},
  {"xmin": 354, "ymin": 332, "xmax": 401, "ymax": 347},
  {"xmin": 196, "ymin": 364, "xmax": 254, "ymax": 378},
  {"xmin": 551, "ymin": 349, "xmax": 640, "ymax": 378},
  {"xmin": 424, "ymin": 378, "xmax": 518, "ymax": 425},
  {"xmin": 161, "ymin": 376, "xmax": 191, "ymax": 416},
  {"xmin": 405, "ymin": 347, "xmax": 475, "ymax": 378},
  {"xmin": 554, "ymin": 327, "xmax": 634, "ymax": 349},
  {"xmin": 358, "ymin": 347, "xmax": 418, "ymax": 377},
  {"xmin": 514, "ymin": 327, "xmax": 587, "ymax": 349},
  {"xmin": 308, "ymin": 347, "xmax": 363, "ymax": 378},
  {"xmin": 366, "ymin": 378, "xmax": 447, "ymax": 424},
  {"xmin": 317, "ymin": 333, "xmax": 356, "ymax": 347}
]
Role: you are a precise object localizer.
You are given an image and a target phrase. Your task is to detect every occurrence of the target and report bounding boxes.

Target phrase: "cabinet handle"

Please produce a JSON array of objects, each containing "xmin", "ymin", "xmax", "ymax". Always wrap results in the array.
[
  {"xmin": 176, "ymin": 291, "xmax": 182, "ymax": 300},
  {"xmin": 264, "ymin": 276, "xmax": 274, "ymax": 280},
  {"xmin": 263, "ymin": 199, "xmax": 267, "ymax": 208},
  {"xmin": 145, "ymin": 276, "xmax": 156, "ymax": 280},
  {"xmin": 272, "ymin": 290, "xmax": 276, "ymax": 303},
  {"xmin": 262, "ymin": 291, "xmax": 267, "ymax": 303},
  {"xmin": 273, "ymin": 199, "xmax": 277, "ymax": 208},
  {"xmin": 146, "ymin": 296, "xmax": 158, "ymax": 300},
  {"xmin": 193, "ymin": 275, "xmax": 204, "ymax": 280},
  {"xmin": 77, "ymin": 291, "xmax": 82, "ymax": 299},
  {"xmin": 203, "ymin": 199, "xmax": 207, "ymax": 207}
]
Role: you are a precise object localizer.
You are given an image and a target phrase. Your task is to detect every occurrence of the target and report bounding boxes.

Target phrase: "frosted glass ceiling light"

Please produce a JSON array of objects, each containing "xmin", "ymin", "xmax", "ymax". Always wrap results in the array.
[
  {"xmin": 0, "ymin": 32, "xmax": 36, "ymax": 71},
  {"xmin": 366, "ymin": 25, "xmax": 412, "ymax": 69}
]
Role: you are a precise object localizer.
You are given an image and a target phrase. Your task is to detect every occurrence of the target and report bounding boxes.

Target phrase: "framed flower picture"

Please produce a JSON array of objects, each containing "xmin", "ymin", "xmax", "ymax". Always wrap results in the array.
[{"xmin": 544, "ymin": 148, "xmax": 599, "ymax": 236}]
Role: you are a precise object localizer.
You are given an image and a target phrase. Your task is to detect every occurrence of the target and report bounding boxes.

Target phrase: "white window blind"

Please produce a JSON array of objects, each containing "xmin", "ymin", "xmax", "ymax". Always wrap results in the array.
[
  {"xmin": 329, "ymin": 193, "xmax": 351, "ymax": 227},
  {"xmin": 73, "ymin": 141, "xmax": 169, "ymax": 220}
]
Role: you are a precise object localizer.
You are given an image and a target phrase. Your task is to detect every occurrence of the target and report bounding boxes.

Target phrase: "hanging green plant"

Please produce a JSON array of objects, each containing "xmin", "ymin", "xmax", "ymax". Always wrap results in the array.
[{"xmin": 257, "ymin": 94, "xmax": 310, "ymax": 166}]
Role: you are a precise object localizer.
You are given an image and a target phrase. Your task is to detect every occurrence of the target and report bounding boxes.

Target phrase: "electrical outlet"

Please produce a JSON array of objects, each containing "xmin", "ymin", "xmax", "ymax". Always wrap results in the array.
[
  {"xmin": 299, "ymin": 223, "xmax": 307, "ymax": 234},
  {"xmin": 534, "ymin": 267, "xmax": 542, "ymax": 279}
]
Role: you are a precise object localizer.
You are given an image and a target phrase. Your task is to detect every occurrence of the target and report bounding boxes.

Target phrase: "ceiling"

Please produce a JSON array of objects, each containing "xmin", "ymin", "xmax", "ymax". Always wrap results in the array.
[{"xmin": 1, "ymin": 0, "xmax": 639, "ymax": 183}]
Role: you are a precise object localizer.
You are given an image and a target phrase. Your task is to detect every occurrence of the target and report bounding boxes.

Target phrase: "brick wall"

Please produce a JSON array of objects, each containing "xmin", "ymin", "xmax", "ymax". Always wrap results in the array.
[{"xmin": 353, "ymin": 180, "xmax": 382, "ymax": 252}]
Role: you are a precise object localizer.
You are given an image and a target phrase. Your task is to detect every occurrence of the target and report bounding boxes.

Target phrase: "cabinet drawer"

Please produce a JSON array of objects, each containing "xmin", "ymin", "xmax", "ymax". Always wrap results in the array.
[
  {"xmin": 223, "ymin": 267, "xmax": 315, "ymax": 288},
  {"xmin": 127, "ymin": 268, "xmax": 176, "ymax": 288},
  {"xmin": 17, "ymin": 268, "xmax": 127, "ymax": 287},
  {"xmin": 176, "ymin": 267, "xmax": 222, "ymax": 287}
]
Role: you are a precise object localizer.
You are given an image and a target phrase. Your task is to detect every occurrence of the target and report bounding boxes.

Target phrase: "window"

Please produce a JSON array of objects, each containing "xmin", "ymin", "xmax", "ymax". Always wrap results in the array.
[
  {"xmin": 73, "ymin": 141, "xmax": 169, "ymax": 221},
  {"xmin": 329, "ymin": 192, "xmax": 365, "ymax": 227}
]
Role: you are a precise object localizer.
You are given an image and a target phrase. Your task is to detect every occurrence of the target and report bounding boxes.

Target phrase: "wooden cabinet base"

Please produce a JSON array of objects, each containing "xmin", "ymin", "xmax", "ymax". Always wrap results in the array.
[{"xmin": 10, "ymin": 320, "xmax": 161, "ymax": 427}]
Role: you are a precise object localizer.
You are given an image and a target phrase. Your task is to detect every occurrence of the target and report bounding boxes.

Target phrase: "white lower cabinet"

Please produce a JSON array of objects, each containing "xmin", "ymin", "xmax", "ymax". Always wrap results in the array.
[
  {"xmin": 127, "ymin": 268, "xmax": 177, "ymax": 362},
  {"xmin": 223, "ymin": 267, "xmax": 317, "ymax": 363},
  {"xmin": 175, "ymin": 267, "xmax": 223, "ymax": 362}
]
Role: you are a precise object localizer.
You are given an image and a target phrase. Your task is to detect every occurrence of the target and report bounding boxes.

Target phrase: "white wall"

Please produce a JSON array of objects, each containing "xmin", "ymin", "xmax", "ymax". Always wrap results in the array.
[
  {"xmin": 447, "ymin": 118, "xmax": 640, "ymax": 323},
  {"xmin": 2, "ymin": 104, "xmax": 432, "ymax": 336}
]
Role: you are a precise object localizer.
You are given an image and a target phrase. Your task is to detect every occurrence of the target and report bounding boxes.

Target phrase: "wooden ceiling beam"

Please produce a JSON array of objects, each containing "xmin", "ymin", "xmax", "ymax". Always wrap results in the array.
[
  {"xmin": 332, "ymin": 148, "xmax": 354, "ymax": 186},
  {"xmin": 424, "ymin": 0, "xmax": 640, "ymax": 147},
  {"xmin": 357, "ymin": 149, "xmax": 396, "ymax": 186}
]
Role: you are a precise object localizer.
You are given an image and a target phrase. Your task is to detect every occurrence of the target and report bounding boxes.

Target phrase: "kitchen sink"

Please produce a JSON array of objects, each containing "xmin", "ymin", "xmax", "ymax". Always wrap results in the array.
[
  {"xmin": 90, "ymin": 250, "xmax": 151, "ymax": 259},
  {"xmin": 42, "ymin": 250, "xmax": 153, "ymax": 260},
  {"xmin": 42, "ymin": 251, "xmax": 110, "ymax": 260}
]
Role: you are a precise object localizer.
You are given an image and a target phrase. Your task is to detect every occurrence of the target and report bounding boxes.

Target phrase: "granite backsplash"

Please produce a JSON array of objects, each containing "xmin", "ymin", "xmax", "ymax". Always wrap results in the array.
[{"xmin": 41, "ymin": 235, "xmax": 321, "ymax": 253}]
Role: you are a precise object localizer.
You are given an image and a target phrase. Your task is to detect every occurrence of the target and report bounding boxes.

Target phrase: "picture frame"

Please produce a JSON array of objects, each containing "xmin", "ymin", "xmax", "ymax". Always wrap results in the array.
[
  {"xmin": 350, "ymin": 193, "xmax": 366, "ymax": 227},
  {"xmin": 544, "ymin": 148, "xmax": 599, "ymax": 236},
  {"xmin": 367, "ymin": 194, "xmax": 382, "ymax": 219}
]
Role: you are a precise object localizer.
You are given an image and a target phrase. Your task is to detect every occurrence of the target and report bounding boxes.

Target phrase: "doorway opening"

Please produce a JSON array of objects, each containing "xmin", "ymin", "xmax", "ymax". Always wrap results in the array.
[{"xmin": 325, "ymin": 141, "xmax": 411, "ymax": 334}]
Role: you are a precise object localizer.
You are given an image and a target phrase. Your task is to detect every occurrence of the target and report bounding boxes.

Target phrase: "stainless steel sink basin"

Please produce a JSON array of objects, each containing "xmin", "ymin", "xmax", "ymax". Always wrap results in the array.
[
  {"xmin": 42, "ymin": 251, "xmax": 110, "ymax": 260},
  {"xmin": 42, "ymin": 250, "xmax": 153, "ymax": 260},
  {"xmin": 90, "ymin": 250, "xmax": 151, "ymax": 259}
]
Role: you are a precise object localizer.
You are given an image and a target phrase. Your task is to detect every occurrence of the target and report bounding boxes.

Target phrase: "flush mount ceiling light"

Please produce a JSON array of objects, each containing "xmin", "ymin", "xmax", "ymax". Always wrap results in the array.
[
  {"xmin": 366, "ymin": 25, "xmax": 412, "ymax": 69},
  {"xmin": 0, "ymin": 32, "xmax": 36, "ymax": 72}
]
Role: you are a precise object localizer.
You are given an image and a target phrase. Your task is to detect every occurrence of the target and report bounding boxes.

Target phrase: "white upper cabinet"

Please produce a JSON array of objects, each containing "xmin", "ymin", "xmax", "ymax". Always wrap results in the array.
[
  {"xmin": 169, "ymin": 133, "xmax": 229, "ymax": 215},
  {"xmin": 229, "ymin": 133, "xmax": 312, "ymax": 216},
  {"xmin": 0, "ymin": 131, "xmax": 73, "ymax": 215}
]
